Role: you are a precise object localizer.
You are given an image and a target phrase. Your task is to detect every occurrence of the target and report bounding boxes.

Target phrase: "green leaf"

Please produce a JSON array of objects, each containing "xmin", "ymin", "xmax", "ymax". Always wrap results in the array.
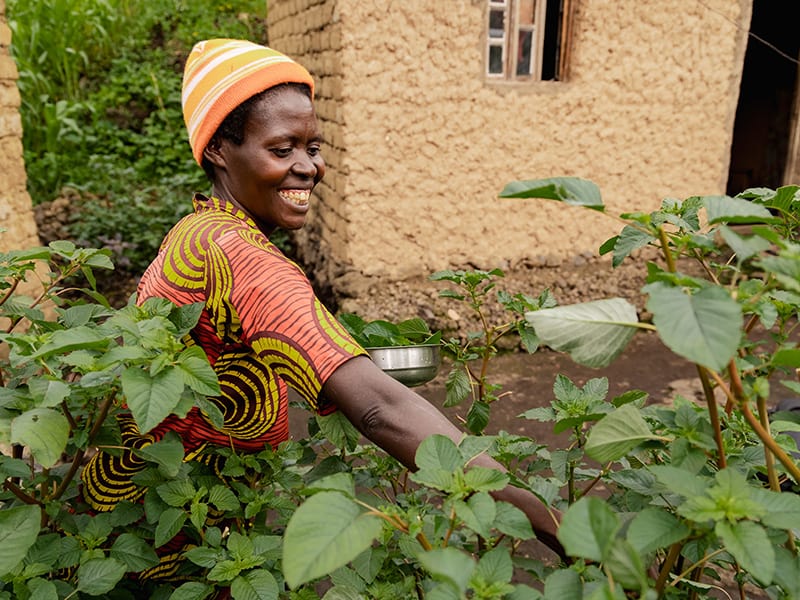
[
  {"xmin": 316, "ymin": 411, "xmax": 361, "ymax": 452},
  {"xmin": 230, "ymin": 569, "xmax": 280, "ymax": 600},
  {"xmin": 543, "ymin": 568, "xmax": 582, "ymax": 599},
  {"xmin": 157, "ymin": 479, "xmax": 196, "ymax": 507},
  {"xmin": 612, "ymin": 225, "xmax": 655, "ymax": 267},
  {"xmin": 283, "ymin": 491, "xmax": 382, "ymax": 589},
  {"xmin": 499, "ymin": 177, "xmax": 604, "ymax": 211},
  {"xmin": 494, "ymin": 502, "xmax": 534, "ymax": 540},
  {"xmin": 110, "ymin": 533, "xmax": 159, "ymax": 572},
  {"xmin": 749, "ymin": 487, "xmax": 800, "ymax": 531},
  {"xmin": 719, "ymin": 226, "xmax": 771, "ymax": 262},
  {"xmin": 122, "ymin": 365, "xmax": 184, "ymax": 433},
  {"xmin": 715, "ymin": 520, "xmax": 774, "ymax": 585},
  {"xmin": 169, "ymin": 581, "xmax": 214, "ymax": 600},
  {"xmin": 155, "ymin": 507, "xmax": 187, "ymax": 547},
  {"xmin": 136, "ymin": 432, "xmax": 185, "ymax": 478},
  {"xmin": 0, "ymin": 505, "xmax": 41, "ymax": 576},
  {"xmin": 773, "ymin": 547, "xmax": 800, "ymax": 600},
  {"xmin": 463, "ymin": 466, "xmax": 508, "ymax": 492},
  {"xmin": 646, "ymin": 284, "xmax": 741, "ymax": 371},
  {"xmin": 703, "ymin": 195, "xmax": 779, "ymax": 224},
  {"xmin": 209, "ymin": 484, "xmax": 241, "ymax": 512},
  {"xmin": 27, "ymin": 377, "xmax": 70, "ymax": 409},
  {"xmin": 10, "ymin": 408, "xmax": 69, "ymax": 468},
  {"xmin": 525, "ymin": 298, "xmax": 640, "ymax": 368},
  {"xmin": 604, "ymin": 538, "xmax": 648, "ymax": 591},
  {"xmin": 466, "ymin": 400, "xmax": 490, "ymax": 434},
  {"xmin": 557, "ymin": 496, "xmax": 620, "ymax": 562},
  {"xmin": 76, "ymin": 557, "xmax": 127, "ymax": 595},
  {"xmin": 176, "ymin": 345, "xmax": 220, "ymax": 396},
  {"xmin": 415, "ymin": 434, "xmax": 465, "ymax": 472},
  {"xmin": 27, "ymin": 577, "xmax": 58, "ymax": 600},
  {"xmin": 772, "ymin": 348, "xmax": 800, "ymax": 367},
  {"xmin": 584, "ymin": 404, "xmax": 661, "ymax": 462},
  {"xmin": 626, "ymin": 508, "xmax": 689, "ymax": 554},
  {"xmin": 454, "ymin": 493, "xmax": 496, "ymax": 538},
  {"xmin": 474, "ymin": 546, "xmax": 513, "ymax": 585},
  {"xmin": 29, "ymin": 326, "xmax": 109, "ymax": 360},
  {"xmin": 416, "ymin": 547, "xmax": 476, "ymax": 594},
  {"xmin": 444, "ymin": 366, "xmax": 471, "ymax": 407}
]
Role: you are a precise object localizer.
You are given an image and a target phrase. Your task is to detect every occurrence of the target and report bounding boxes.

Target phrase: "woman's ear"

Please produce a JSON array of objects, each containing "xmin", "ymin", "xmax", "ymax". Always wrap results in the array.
[{"xmin": 203, "ymin": 138, "xmax": 226, "ymax": 169}]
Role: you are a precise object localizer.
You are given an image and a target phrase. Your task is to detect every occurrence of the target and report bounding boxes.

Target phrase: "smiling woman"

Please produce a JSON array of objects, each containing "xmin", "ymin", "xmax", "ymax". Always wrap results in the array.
[{"xmin": 79, "ymin": 38, "xmax": 565, "ymax": 594}]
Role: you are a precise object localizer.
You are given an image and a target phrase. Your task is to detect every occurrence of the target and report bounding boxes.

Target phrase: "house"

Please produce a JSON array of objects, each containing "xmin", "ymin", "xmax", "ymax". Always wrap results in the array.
[
  {"xmin": 1, "ymin": 0, "xmax": 798, "ymax": 315},
  {"xmin": 266, "ymin": 0, "xmax": 799, "ymax": 310}
]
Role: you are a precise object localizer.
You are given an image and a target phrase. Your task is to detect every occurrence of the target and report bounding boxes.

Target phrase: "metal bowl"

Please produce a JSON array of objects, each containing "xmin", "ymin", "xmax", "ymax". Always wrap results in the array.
[{"xmin": 367, "ymin": 344, "xmax": 441, "ymax": 387}]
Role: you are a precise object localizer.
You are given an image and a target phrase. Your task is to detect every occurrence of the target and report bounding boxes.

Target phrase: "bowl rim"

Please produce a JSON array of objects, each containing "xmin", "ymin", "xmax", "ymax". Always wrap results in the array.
[{"xmin": 364, "ymin": 343, "xmax": 441, "ymax": 351}]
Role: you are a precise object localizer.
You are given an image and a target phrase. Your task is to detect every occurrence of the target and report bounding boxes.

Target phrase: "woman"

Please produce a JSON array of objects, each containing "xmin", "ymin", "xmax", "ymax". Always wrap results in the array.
[{"xmin": 81, "ymin": 38, "xmax": 564, "ymax": 583}]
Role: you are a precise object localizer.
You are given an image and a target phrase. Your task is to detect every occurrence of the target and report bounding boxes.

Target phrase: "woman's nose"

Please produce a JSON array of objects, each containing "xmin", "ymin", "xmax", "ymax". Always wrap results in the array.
[{"xmin": 291, "ymin": 153, "xmax": 317, "ymax": 177}]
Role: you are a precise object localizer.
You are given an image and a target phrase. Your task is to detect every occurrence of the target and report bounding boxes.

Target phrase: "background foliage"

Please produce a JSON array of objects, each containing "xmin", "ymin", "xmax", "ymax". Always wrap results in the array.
[{"xmin": 7, "ymin": 0, "xmax": 269, "ymax": 277}]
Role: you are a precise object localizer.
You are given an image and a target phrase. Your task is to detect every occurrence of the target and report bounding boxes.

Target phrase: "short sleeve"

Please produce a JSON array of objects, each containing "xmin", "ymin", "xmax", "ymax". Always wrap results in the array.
[{"xmin": 207, "ymin": 229, "xmax": 365, "ymax": 409}]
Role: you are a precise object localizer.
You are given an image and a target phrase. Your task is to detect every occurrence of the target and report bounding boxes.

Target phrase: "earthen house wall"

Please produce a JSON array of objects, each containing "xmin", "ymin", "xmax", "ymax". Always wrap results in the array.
[
  {"xmin": 0, "ymin": 0, "xmax": 39, "ymax": 254},
  {"xmin": 269, "ymin": 0, "xmax": 751, "ymax": 295}
]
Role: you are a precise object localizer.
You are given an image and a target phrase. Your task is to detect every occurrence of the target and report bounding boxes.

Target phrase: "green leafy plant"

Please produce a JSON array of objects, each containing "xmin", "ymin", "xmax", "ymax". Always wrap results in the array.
[
  {"xmin": 2, "ymin": 176, "xmax": 799, "ymax": 599},
  {"xmin": 430, "ymin": 269, "xmax": 555, "ymax": 435},
  {"xmin": 338, "ymin": 313, "xmax": 441, "ymax": 348}
]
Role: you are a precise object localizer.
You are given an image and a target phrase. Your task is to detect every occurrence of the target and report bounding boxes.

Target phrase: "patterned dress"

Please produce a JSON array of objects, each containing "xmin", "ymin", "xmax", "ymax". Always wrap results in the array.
[{"xmin": 80, "ymin": 194, "xmax": 365, "ymax": 579}]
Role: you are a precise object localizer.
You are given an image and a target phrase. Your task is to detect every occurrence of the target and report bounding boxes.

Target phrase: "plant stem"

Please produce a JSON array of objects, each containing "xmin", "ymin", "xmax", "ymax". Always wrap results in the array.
[
  {"xmin": 3, "ymin": 479, "xmax": 41, "ymax": 506},
  {"xmin": 697, "ymin": 366, "xmax": 726, "ymax": 469},
  {"xmin": 657, "ymin": 227, "xmax": 677, "ymax": 273},
  {"xmin": 756, "ymin": 395, "xmax": 781, "ymax": 491},
  {"xmin": 53, "ymin": 449, "xmax": 85, "ymax": 500},
  {"xmin": 712, "ymin": 363, "xmax": 800, "ymax": 483},
  {"xmin": 669, "ymin": 548, "xmax": 726, "ymax": 587},
  {"xmin": 656, "ymin": 542, "xmax": 682, "ymax": 594}
]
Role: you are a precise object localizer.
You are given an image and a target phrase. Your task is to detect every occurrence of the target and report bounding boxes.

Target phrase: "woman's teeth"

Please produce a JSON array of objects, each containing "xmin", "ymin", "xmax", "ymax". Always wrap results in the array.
[{"xmin": 279, "ymin": 190, "xmax": 310, "ymax": 205}]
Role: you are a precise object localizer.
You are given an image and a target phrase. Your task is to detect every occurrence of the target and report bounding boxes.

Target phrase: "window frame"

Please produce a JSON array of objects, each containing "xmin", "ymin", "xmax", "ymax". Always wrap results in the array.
[{"xmin": 485, "ymin": 0, "xmax": 572, "ymax": 83}]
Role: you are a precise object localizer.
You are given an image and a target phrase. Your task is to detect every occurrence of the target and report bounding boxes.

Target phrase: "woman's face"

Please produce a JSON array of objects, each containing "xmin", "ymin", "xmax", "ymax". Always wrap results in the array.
[{"xmin": 210, "ymin": 86, "xmax": 325, "ymax": 235}]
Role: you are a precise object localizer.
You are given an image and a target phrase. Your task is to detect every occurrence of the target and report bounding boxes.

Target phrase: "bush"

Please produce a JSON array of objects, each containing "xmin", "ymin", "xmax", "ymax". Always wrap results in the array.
[{"xmin": 8, "ymin": 0, "xmax": 269, "ymax": 278}]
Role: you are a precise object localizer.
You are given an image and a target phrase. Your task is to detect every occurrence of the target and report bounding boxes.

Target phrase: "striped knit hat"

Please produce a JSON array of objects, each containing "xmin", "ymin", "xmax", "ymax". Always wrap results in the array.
[{"xmin": 182, "ymin": 38, "xmax": 315, "ymax": 164}]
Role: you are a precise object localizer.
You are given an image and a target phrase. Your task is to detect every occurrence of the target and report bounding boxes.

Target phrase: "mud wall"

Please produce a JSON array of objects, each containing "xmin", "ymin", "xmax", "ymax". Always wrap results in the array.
[
  {"xmin": 268, "ymin": 0, "xmax": 752, "ymax": 300},
  {"xmin": 0, "ymin": 0, "xmax": 39, "ymax": 254}
]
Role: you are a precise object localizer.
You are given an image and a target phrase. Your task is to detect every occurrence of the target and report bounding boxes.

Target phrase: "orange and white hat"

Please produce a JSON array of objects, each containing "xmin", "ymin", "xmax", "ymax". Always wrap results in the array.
[{"xmin": 181, "ymin": 38, "xmax": 315, "ymax": 164}]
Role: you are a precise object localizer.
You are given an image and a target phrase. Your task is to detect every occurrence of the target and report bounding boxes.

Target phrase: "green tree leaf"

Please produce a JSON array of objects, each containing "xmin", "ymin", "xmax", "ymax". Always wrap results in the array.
[
  {"xmin": 169, "ymin": 581, "xmax": 214, "ymax": 600},
  {"xmin": 455, "ymin": 492, "xmax": 496, "ymax": 538},
  {"xmin": 29, "ymin": 326, "xmax": 109, "ymax": 360},
  {"xmin": 417, "ymin": 547, "xmax": 476, "ymax": 595},
  {"xmin": 76, "ymin": 557, "xmax": 127, "ymax": 596},
  {"xmin": 415, "ymin": 434, "xmax": 465, "ymax": 472},
  {"xmin": 716, "ymin": 520, "xmax": 774, "ymax": 585},
  {"xmin": 176, "ymin": 345, "xmax": 220, "ymax": 396},
  {"xmin": 703, "ymin": 195, "xmax": 779, "ymax": 224},
  {"xmin": 474, "ymin": 546, "xmax": 513, "ymax": 585},
  {"xmin": 612, "ymin": 225, "xmax": 655, "ymax": 267},
  {"xmin": 10, "ymin": 408, "xmax": 69, "ymax": 468},
  {"xmin": 110, "ymin": 532, "xmax": 159, "ymax": 572},
  {"xmin": 584, "ymin": 404, "xmax": 661, "ymax": 463},
  {"xmin": 316, "ymin": 411, "xmax": 361, "ymax": 452},
  {"xmin": 557, "ymin": 496, "xmax": 620, "ymax": 562},
  {"xmin": 230, "ymin": 569, "xmax": 279, "ymax": 600},
  {"xmin": 0, "ymin": 505, "xmax": 41, "ymax": 576},
  {"xmin": 525, "ymin": 298, "xmax": 640, "ymax": 368},
  {"xmin": 283, "ymin": 491, "xmax": 382, "ymax": 589},
  {"xmin": 444, "ymin": 366, "xmax": 471, "ymax": 407},
  {"xmin": 646, "ymin": 284, "xmax": 742, "ymax": 371},
  {"xmin": 122, "ymin": 365, "xmax": 184, "ymax": 433},
  {"xmin": 494, "ymin": 502, "xmax": 534, "ymax": 540},
  {"xmin": 498, "ymin": 176, "xmax": 604, "ymax": 211},
  {"xmin": 136, "ymin": 432, "xmax": 185, "ymax": 478},
  {"xmin": 155, "ymin": 507, "xmax": 187, "ymax": 548},
  {"xmin": 626, "ymin": 508, "xmax": 689, "ymax": 554}
]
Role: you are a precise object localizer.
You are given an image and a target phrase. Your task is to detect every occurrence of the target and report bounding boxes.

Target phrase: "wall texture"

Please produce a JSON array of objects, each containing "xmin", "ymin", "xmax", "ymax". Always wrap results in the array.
[
  {"xmin": 268, "ymin": 0, "xmax": 752, "ymax": 299},
  {"xmin": 0, "ymin": 0, "xmax": 39, "ymax": 254}
]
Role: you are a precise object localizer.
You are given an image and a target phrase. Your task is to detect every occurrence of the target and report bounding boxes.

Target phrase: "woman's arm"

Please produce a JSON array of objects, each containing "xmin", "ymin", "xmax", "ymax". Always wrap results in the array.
[{"xmin": 321, "ymin": 355, "xmax": 566, "ymax": 560}]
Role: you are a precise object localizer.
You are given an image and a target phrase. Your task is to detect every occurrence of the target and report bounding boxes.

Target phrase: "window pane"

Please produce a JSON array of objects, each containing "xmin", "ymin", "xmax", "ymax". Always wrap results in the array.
[
  {"xmin": 516, "ymin": 29, "xmax": 533, "ymax": 76},
  {"xmin": 489, "ymin": 44, "xmax": 504, "ymax": 74},
  {"xmin": 519, "ymin": 0, "xmax": 536, "ymax": 26},
  {"xmin": 489, "ymin": 9, "xmax": 505, "ymax": 38}
]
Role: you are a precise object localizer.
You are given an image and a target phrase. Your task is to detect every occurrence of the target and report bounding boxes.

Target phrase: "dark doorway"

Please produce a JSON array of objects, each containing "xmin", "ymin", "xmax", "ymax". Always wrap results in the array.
[{"xmin": 726, "ymin": 0, "xmax": 800, "ymax": 195}]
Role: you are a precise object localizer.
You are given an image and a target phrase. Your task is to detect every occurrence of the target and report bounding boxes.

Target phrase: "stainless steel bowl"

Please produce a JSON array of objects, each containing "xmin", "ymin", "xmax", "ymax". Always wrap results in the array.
[{"xmin": 367, "ymin": 344, "xmax": 441, "ymax": 387}]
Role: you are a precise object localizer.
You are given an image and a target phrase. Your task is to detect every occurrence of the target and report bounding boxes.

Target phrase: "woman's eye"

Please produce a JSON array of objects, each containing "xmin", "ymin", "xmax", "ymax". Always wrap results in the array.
[
  {"xmin": 271, "ymin": 148, "xmax": 293, "ymax": 158},
  {"xmin": 308, "ymin": 146, "xmax": 321, "ymax": 156}
]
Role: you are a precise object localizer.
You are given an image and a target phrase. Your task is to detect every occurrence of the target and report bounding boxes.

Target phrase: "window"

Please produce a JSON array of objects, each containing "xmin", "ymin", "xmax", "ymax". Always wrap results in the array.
[{"xmin": 486, "ymin": 0, "xmax": 573, "ymax": 81}]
